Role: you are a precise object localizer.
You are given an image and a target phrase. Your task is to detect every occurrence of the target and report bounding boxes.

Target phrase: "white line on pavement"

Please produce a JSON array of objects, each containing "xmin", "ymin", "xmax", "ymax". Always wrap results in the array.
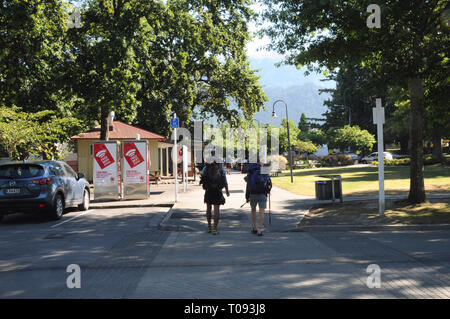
[{"xmin": 50, "ymin": 210, "xmax": 93, "ymax": 228}]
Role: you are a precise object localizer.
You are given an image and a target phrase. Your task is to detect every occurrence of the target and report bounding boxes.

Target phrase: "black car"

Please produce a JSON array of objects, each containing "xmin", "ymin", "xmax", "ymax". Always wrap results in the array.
[{"xmin": 0, "ymin": 161, "xmax": 90, "ymax": 221}]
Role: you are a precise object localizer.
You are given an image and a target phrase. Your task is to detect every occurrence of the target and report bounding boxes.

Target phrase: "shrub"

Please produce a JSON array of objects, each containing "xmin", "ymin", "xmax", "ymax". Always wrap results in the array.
[{"xmin": 320, "ymin": 154, "xmax": 353, "ymax": 167}]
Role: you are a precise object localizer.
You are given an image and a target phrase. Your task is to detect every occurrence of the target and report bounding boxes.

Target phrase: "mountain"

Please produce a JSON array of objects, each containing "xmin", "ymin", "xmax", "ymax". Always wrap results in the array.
[
  {"xmin": 249, "ymin": 58, "xmax": 334, "ymax": 89},
  {"xmin": 248, "ymin": 57, "xmax": 334, "ymax": 126},
  {"xmin": 254, "ymin": 83, "xmax": 331, "ymax": 126}
]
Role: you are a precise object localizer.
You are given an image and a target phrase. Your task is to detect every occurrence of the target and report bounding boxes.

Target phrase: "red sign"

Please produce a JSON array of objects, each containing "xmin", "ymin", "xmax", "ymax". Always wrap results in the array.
[
  {"xmin": 123, "ymin": 142, "xmax": 145, "ymax": 168},
  {"xmin": 94, "ymin": 144, "xmax": 115, "ymax": 169}
]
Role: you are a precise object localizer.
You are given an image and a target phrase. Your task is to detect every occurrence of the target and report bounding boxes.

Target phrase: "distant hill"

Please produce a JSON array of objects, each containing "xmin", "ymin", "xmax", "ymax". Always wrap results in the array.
[
  {"xmin": 249, "ymin": 58, "xmax": 333, "ymax": 89},
  {"xmin": 248, "ymin": 57, "xmax": 333, "ymax": 126},
  {"xmin": 201, "ymin": 57, "xmax": 334, "ymax": 126},
  {"xmin": 254, "ymin": 83, "xmax": 331, "ymax": 126}
]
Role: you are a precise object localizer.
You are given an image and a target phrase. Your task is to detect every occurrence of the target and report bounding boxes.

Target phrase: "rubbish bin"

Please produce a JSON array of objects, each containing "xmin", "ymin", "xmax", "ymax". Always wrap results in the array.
[{"xmin": 315, "ymin": 180, "xmax": 342, "ymax": 200}]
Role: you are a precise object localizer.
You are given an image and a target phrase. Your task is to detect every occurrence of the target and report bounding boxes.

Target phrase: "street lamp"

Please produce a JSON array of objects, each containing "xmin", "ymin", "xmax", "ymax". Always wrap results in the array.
[{"xmin": 272, "ymin": 99, "xmax": 294, "ymax": 183}]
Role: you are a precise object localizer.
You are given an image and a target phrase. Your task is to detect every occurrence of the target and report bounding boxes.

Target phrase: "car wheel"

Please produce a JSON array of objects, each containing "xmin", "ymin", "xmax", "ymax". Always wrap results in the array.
[
  {"xmin": 50, "ymin": 194, "xmax": 65, "ymax": 220},
  {"xmin": 78, "ymin": 189, "xmax": 90, "ymax": 211}
]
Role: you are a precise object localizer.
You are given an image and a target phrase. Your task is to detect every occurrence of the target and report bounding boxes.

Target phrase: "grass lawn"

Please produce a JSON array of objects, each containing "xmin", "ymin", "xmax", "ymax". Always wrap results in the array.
[
  {"xmin": 272, "ymin": 165, "xmax": 450, "ymax": 197},
  {"xmin": 300, "ymin": 199, "xmax": 450, "ymax": 225}
]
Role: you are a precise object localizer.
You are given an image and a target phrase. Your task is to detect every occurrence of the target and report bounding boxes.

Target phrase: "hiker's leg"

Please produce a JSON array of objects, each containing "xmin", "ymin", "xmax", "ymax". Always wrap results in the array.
[
  {"xmin": 206, "ymin": 203, "xmax": 212, "ymax": 227},
  {"xmin": 251, "ymin": 206, "xmax": 257, "ymax": 230},
  {"xmin": 258, "ymin": 208, "xmax": 265, "ymax": 232},
  {"xmin": 213, "ymin": 204, "xmax": 220, "ymax": 229}
]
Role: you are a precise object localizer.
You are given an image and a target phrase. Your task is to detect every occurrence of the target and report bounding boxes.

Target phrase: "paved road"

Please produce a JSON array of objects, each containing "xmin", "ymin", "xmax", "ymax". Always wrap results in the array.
[{"xmin": 1, "ymin": 171, "xmax": 449, "ymax": 298}]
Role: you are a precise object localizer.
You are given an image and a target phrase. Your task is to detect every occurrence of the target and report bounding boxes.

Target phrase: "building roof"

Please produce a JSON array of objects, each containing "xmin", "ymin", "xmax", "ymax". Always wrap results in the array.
[{"xmin": 71, "ymin": 121, "xmax": 166, "ymax": 141}]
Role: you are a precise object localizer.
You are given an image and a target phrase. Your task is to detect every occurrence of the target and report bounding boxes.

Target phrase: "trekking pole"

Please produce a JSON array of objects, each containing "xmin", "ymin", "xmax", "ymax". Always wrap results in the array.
[{"xmin": 240, "ymin": 202, "xmax": 247, "ymax": 208}]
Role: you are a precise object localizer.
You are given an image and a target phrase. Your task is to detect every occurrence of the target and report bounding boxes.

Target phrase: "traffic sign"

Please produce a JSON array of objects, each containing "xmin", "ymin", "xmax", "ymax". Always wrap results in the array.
[{"xmin": 170, "ymin": 118, "xmax": 179, "ymax": 129}]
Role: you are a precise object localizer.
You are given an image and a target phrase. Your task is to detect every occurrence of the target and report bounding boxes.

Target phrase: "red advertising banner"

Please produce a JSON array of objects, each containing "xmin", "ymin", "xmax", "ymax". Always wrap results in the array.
[
  {"xmin": 94, "ymin": 143, "xmax": 115, "ymax": 169},
  {"xmin": 123, "ymin": 142, "xmax": 145, "ymax": 168}
]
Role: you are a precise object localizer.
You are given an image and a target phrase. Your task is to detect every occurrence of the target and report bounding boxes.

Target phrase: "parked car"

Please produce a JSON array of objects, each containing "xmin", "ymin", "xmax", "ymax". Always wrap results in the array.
[
  {"xmin": 0, "ymin": 161, "xmax": 90, "ymax": 221},
  {"xmin": 361, "ymin": 152, "xmax": 394, "ymax": 164},
  {"xmin": 343, "ymin": 151, "xmax": 360, "ymax": 161}
]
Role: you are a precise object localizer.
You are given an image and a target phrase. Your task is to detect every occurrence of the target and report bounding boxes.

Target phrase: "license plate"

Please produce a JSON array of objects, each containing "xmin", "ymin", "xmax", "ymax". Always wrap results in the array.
[{"xmin": 5, "ymin": 188, "xmax": 20, "ymax": 194}]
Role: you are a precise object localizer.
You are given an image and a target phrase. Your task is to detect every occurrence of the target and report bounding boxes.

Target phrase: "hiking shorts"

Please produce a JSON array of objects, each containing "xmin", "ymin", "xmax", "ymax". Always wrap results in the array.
[{"xmin": 249, "ymin": 193, "xmax": 267, "ymax": 210}]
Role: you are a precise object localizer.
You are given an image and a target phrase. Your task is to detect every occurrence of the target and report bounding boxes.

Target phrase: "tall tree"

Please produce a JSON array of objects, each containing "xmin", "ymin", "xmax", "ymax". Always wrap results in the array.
[
  {"xmin": 261, "ymin": 0, "xmax": 449, "ymax": 203},
  {"xmin": 0, "ymin": 0, "xmax": 71, "ymax": 113},
  {"xmin": 298, "ymin": 112, "xmax": 310, "ymax": 133},
  {"xmin": 68, "ymin": 0, "xmax": 143, "ymax": 140}
]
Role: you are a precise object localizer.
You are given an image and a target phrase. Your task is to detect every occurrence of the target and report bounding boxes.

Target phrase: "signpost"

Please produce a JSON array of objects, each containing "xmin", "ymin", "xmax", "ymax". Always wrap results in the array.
[
  {"xmin": 373, "ymin": 98, "xmax": 385, "ymax": 216},
  {"xmin": 171, "ymin": 114, "xmax": 179, "ymax": 202}
]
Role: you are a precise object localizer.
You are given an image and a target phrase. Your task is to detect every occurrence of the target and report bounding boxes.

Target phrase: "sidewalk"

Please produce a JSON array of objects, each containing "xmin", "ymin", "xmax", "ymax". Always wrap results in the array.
[
  {"xmin": 89, "ymin": 181, "xmax": 197, "ymax": 209},
  {"xmin": 159, "ymin": 171, "xmax": 310, "ymax": 232}
]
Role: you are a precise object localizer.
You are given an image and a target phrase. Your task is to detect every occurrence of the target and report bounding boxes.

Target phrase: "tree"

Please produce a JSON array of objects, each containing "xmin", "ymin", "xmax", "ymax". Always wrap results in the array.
[
  {"xmin": 293, "ymin": 140, "xmax": 317, "ymax": 155},
  {"xmin": 279, "ymin": 118, "xmax": 299, "ymax": 153},
  {"xmin": 261, "ymin": 0, "xmax": 449, "ymax": 203},
  {"xmin": 298, "ymin": 113, "xmax": 310, "ymax": 133},
  {"xmin": 327, "ymin": 126, "xmax": 376, "ymax": 155},
  {"xmin": 299, "ymin": 128, "xmax": 327, "ymax": 146},
  {"xmin": 0, "ymin": 0, "xmax": 72, "ymax": 114},
  {"xmin": 134, "ymin": 0, "xmax": 267, "ymax": 137},
  {"xmin": 0, "ymin": 106, "xmax": 82, "ymax": 161}
]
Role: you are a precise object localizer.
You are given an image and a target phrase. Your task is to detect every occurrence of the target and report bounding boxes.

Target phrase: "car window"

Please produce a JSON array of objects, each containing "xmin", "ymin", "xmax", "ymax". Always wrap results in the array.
[
  {"xmin": 48, "ymin": 163, "xmax": 65, "ymax": 177},
  {"xmin": 62, "ymin": 163, "xmax": 77, "ymax": 179},
  {"xmin": 0, "ymin": 164, "xmax": 44, "ymax": 179}
]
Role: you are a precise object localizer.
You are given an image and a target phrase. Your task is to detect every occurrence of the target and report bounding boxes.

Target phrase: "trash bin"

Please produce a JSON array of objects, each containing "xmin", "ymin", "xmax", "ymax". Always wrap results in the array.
[{"xmin": 315, "ymin": 180, "xmax": 342, "ymax": 200}]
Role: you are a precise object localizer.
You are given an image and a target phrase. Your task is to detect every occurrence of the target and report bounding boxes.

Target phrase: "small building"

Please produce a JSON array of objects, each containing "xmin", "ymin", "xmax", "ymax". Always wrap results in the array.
[{"xmin": 71, "ymin": 121, "xmax": 173, "ymax": 182}]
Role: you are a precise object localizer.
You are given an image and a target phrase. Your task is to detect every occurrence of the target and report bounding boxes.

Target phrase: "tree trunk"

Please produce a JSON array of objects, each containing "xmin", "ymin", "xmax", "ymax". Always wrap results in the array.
[
  {"xmin": 399, "ymin": 136, "xmax": 409, "ymax": 155},
  {"xmin": 432, "ymin": 130, "xmax": 443, "ymax": 162},
  {"xmin": 100, "ymin": 105, "xmax": 109, "ymax": 141},
  {"xmin": 407, "ymin": 77, "xmax": 426, "ymax": 204}
]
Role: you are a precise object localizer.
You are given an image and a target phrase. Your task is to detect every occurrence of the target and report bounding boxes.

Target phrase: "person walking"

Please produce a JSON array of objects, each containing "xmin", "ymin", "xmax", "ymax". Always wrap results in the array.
[
  {"xmin": 245, "ymin": 162, "xmax": 272, "ymax": 236},
  {"xmin": 200, "ymin": 159, "xmax": 230, "ymax": 235}
]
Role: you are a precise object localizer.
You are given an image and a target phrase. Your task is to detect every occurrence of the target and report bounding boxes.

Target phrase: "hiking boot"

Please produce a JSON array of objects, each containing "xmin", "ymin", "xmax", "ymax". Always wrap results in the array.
[
  {"xmin": 213, "ymin": 228, "xmax": 219, "ymax": 235},
  {"xmin": 207, "ymin": 225, "xmax": 212, "ymax": 233}
]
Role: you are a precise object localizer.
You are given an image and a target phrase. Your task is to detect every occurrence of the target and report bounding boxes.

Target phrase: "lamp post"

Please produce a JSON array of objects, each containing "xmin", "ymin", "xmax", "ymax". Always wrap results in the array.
[{"xmin": 272, "ymin": 99, "xmax": 294, "ymax": 183}]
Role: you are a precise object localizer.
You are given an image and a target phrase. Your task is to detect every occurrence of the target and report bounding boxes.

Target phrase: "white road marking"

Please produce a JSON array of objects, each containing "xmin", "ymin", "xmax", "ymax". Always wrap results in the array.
[{"xmin": 50, "ymin": 210, "xmax": 93, "ymax": 228}]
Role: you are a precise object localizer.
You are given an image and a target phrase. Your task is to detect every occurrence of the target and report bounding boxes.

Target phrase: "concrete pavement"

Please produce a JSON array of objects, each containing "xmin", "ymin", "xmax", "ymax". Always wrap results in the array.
[
  {"xmin": 1, "ymin": 170, "xmax": 450, "ymax": 299},
  {"xmin": 159, "ymin": 171, "xmax": 310, "ymax": 232}
]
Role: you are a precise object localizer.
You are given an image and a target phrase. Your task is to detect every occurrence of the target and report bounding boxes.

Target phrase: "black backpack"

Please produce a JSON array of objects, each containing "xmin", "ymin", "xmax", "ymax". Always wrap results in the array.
[{"xmin": 203, "ymin": 163, "xmax": 224, "ymax": 190}]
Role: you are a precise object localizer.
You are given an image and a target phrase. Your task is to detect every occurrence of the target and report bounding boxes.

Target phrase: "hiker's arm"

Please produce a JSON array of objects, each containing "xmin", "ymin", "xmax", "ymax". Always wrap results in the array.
[{"xmin": 245, "ymin": 179, "xmax": 250, "ymax": 202}]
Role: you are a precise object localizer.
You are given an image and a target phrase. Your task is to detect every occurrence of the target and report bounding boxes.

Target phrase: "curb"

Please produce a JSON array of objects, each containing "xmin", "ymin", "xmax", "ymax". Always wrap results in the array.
[
  {"xmin": 157, "ymin": 223, "xmax": 198, "ymax": 232},
  {"xmin": 287, "ymin": 224, "xmax": 450, "ymax": 232},
  {"xmin": 90, "ymin": 203, "xmax": 173, "ymax": 209}
]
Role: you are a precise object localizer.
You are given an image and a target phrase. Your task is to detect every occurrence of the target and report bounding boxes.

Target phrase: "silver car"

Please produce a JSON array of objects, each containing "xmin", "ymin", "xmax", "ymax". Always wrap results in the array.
[
  {"xmin": 0, "ymin": 161, "xmax": 90, "ymax": 221},
  {"xmin": 361, "ymin": 152, "xmax": 394, "ymax": 164}
]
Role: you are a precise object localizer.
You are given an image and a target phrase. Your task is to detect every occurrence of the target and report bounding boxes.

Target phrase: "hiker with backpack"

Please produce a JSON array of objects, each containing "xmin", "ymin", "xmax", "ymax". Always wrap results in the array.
[
  {"xmin": 245, "ymin": 162, "xmax": 272, "ymax": 236},
  {"xmin": 200, "ymin": 160, "xmax": 230, "ymax": 235}
]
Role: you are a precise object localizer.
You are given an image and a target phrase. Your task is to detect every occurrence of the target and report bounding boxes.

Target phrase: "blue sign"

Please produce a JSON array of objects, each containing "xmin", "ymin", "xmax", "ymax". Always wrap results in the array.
[{"xmin": 170, "ymin": 118, "xmax": 179, "ymax": 129}]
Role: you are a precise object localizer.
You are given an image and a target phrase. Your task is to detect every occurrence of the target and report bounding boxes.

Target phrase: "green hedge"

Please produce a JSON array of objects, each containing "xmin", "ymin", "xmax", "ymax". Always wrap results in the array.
[{"xmin": 373, "ymin": 156, "xmax": 448, "ymax": 166}]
